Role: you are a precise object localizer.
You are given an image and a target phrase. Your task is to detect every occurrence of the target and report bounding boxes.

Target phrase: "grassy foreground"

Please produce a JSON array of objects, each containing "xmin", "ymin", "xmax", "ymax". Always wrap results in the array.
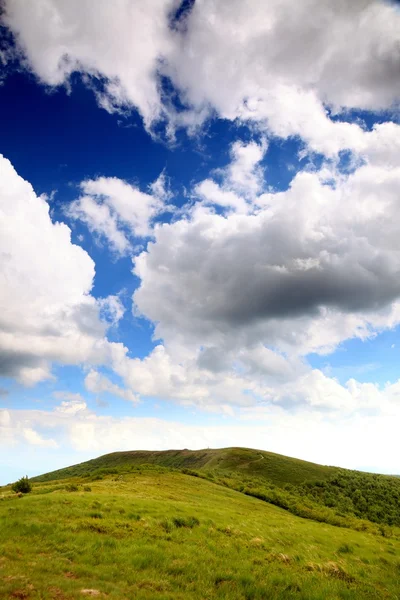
[{"xmin": 1, "ymin": 468, "xmax": 400, "ymax": 599}]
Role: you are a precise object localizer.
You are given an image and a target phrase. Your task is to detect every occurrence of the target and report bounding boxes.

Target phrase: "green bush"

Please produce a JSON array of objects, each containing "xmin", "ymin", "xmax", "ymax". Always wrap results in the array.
[
  {"xmin": 172, "ymin": 516, "xmax": 200, "ymax": 528},
  {"xmin": 11, "ymin": 476, "xmax": 32, "ymax": 494},
  {"xmin": 65, "ymin": 484, "xmax": 78, "ymax": 492},
  {"xmin": 160, "ymin": 516, "xmax": 200, "ymax": 531},
  {"xmin": 338, "ymin": 543, "xmax": 353, "ymax": 554}
]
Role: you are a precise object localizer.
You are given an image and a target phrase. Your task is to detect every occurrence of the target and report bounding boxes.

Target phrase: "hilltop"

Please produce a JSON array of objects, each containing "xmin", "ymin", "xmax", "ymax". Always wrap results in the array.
[
  {"xmin": 31, "ymin": 447, "xmax": 400, "ymax": 530},
  {"xmin": 32, "ymin": 447, "xmax": 337, "ymax": 486}
]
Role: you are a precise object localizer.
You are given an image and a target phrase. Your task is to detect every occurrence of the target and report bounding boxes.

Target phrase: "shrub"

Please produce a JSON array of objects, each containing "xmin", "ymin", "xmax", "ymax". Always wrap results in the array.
[
  {"xmin": 11, "ymin": 476, "xmax": 32, "ymax": 494},
  {"xmin": 338, "ymin": 543, "xmax": 353, "ymax": 554},
  {"xmin": 160, "ymin": 518, "xmax": 174, "ymax": 532},
  {"xmin": 173, "ymin": 516, "xmax": 200, "ymax": 528},
  {"xmin": 160, "ymin": 516, "xmax": 200, "ymax": 531},
  {"xmin": 65, "ymin": 484, "xmax": 78, "ymax": 492},
  {"xmin": 83, "ymin": 486, "xmax": 92, "ymax": 492},
  {"xmin": 127, "ymin": 513, "xmax": 141, "ymax": 521}
]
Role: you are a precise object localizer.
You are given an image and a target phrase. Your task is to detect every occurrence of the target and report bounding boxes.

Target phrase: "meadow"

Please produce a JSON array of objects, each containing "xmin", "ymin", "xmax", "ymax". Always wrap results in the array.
[
  {"xmin": 1, "ymin": 457, "xmax": 400, "ymax": 599},
  {"xmin": 33, "ymin": 447, "xmax": 400, "ymax": 530}
]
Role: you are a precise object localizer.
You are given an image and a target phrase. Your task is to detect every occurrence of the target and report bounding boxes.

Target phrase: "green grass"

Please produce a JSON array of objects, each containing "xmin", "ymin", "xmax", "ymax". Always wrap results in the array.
[
  {"xmin": 31, "ymin": 447, "xmax": 400, "ymax": 528},
  {"xmin": 31, "ymin": 447, "xmax": 337, "ymax": 485},
  {"xmin": 1, "ymin": 469, "xmax": 400, "ymax": 599}
]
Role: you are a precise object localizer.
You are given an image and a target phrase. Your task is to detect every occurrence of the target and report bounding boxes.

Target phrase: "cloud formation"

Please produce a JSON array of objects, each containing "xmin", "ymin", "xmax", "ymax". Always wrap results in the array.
[
  {"xmin": 85, "ymin": 369, "xmax": 138, "ymax": 404},
  {"xmin": 2, "ymin": 391, "xmax": 400, "ymax": 482},
  {"xmin": 0, "ymin": 155, "xmax": 123, "ymax": 384},
  {"xmin": 4, "ymin": 0, "xmax": 400, "ymax": 150},
  {"xmin": 2, "ymin": 0, "xmax": 400, "ymax": 476},
  {"xmin": 134, "ymin": 140, "xmax": 400, "ymax": 360},
  {"xmin": 67, "ymin": 174, "xmax": 171, "ymax": 255},
  {"xmin": 3, "ymin": 0, "xmax": 176, "ymax": 128}
]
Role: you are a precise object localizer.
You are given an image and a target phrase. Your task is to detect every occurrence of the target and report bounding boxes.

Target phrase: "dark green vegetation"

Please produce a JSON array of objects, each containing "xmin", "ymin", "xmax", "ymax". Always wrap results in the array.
[
  {"xmin": 1, "ymin": 448, "xmax": 400, "ymax": 599},
  {"xmin": 11, "ymin": 476, "xmax": 32, "ymax": 494},
  {"xmin": 32, "ymin": 447, "xmax": 337, "ymax": 485},
  {"xmin": 33, "ymin": 447, "xmax": 400, "ymax": 528}
]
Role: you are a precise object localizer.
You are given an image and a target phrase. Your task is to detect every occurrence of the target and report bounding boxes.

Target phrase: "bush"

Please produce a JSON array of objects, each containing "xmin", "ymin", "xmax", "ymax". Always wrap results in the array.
[
  {"xmin": 11, "ymin": 476, "xmax": 32, "ymax": 494},
  {"xmin": 338, "ymin": 543, "xmax": 353, "ymax": 554},
  {"xmin": 65, "ymin": 484, "xmax": 78, "ymax": 492},
  {"xmin": 83, "ymin": 486, "xmax": 92, "ymax": 492},
  {"xmin": 173, "ymin": 516, "xmax": 200, "ymax": 528},
  {"xmin": 160, "ymin": 516, "xmax": 200, "ymax": 531}
]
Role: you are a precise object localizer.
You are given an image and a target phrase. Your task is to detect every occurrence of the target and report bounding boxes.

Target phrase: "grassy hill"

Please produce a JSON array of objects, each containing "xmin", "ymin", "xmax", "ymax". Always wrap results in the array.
[
  {"xmin": 32, "ymin": 447, "xmax": 337, "ymax": 485},
  {"xmin": 31, "ymin": 447, "xmax": 400, "ymax": 530},
  {"xmin": 2, "ymin": 467, "xmax": 400, "ymax": 599}
]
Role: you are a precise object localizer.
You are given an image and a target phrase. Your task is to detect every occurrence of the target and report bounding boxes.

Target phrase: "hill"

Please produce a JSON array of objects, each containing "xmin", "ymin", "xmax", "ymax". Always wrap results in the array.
[
  {"xmin": 32, "ymin": 447, "xmax": 337, "ymax": 486},
  {"xmin": 31, "ymin": 447, "xmax": 400, "ymax": 529},
  {"xmin": 2, "ymin": 466, "xmax": 400, "ymax": 599}
]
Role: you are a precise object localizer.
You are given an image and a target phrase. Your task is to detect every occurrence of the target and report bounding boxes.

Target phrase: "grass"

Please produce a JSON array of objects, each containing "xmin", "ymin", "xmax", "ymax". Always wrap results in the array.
[
  {"xmin": 31, "ymin": 447, "xmax": 338, "ymax": 485},
  {"xmin": 1, "ymin": 468, "xmax": 400, "ymax": 599},
  {"xmin": 30, "ymin": 447, "xmax": 400, "ymax": 529}
]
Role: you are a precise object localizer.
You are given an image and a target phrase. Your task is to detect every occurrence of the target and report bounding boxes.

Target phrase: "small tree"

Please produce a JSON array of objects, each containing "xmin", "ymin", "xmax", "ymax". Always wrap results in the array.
[{"xmin": 11, "ymin": 476, "xmax": 32, "ymax": 494}]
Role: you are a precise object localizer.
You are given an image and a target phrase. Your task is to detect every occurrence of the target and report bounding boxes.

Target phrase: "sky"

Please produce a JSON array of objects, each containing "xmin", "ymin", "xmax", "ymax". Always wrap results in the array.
[{"xmin": 1, "ymin": 0, "xmax": 400, "ymax": 484}]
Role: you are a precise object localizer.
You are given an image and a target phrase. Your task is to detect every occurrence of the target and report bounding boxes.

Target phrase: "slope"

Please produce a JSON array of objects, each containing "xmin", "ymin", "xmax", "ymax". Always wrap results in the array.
[
  {"xmin": 2, "ymin": 468, "xmax": 400, "ymax": 599},
  {"xmin": 32, "ymin": 446, "xmax": 337, "ymax": 486},
  {"xmin": 30, "ymin": 447, "xmax": 400, "ymax": 530}
]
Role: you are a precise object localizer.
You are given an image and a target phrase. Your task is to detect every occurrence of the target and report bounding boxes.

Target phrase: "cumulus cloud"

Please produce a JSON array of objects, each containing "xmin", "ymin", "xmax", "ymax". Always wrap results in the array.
[
  {"xmin": 0, "ymin": 154, "xmax": 127, "ymax": 384},
  {"xmin": 132, "ymin": 137, "xmax": 400, "ymax": 361},
  {"xmin": 2, "ymin": 0, "xmax": 176, "ymax": 128},
  {"xmin": 85, "ymin": 369, "xmax": 138, "ymax": 404},
  {"xmin": 195, "ymin": 140, "xmax": 267, "ymax": 213},
  {"xmin": 3, "ymin": 0, "xmax": 400, "ymax": 151},
  {"xmin": 2, "ymin": 1, "xmax": 400, "ymax": 433},
  {"xmin": 22, "ymin": 427, "xmax": 58, "ymax": 448},
  {"xmin": 106, "ymin": 135, "xmax": 400, "ymax": 413},
  {"xmin": 67, "ymin": 174, "xmax": 171, "ymax": 255},
  {"xmin": 2, "ymin": 393, "xmax": 400, "ymax": 480},
  {"xmin": 98, "ymin": 295, "xmax": 126, "ymax": 326},
  {"xmin": 55, "ymin": 399, "xmax": 88, "ymax": 415},
  {"xmin": 167, "ymin": 0, "xmax": 400, "ymax": 152}
]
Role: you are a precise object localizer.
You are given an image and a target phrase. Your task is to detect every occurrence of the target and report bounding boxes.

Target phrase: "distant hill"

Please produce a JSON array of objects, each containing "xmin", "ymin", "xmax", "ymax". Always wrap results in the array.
[
  {"xmin": 31, "ymin": 446, "xmax": 400, "ymax": 529},
  {"xmin": 32, "ymin": 446, "xmax": 337, "ymax": 485}
]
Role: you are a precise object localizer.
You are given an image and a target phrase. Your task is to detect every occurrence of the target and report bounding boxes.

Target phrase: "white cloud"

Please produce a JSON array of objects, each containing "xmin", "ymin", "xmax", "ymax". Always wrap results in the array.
[
  {"xmin": 168, "ymin": 0, "xmax": 400, "ymax": 153},
  {"xmin": 67, "ymin": 175, "xmax": 170, "ymax": 255},
  {"xmin": 133, "ymin": 148, "xmax": 400, "ymax": 360},
  {"xmin": 224, "ymin": 139, "xmax": 267, "ymax": 199},
  {"xmin": 52, "ymin": 392, "xmax": 88, "ymax": 415},
  {"xmin": 22, "ymin": 427, "xmax": 58, "ymax": 448},
  {"xmin": 112, "ymin": 344, "xmax": 259, "ymax": 413},
  {"xmin": 4, "ymin": 0, "xmax": 400, "ymax": 153},
  {"xmin": 194, "ymin": 140, "xmax": 267, "ymax": 213},
  {"xmin": 55, "ymin": 400, "xmax": 88, "ymax": 415},
  {"xmin": 85, "ymin": 369, "xmax": 138, "ymax": 404},
  {"xmin": 0, "ymin": 154, "xmax": 128, "ymax": 384},
  {"xmin": 67, "ymin": 194, "xmax": 130, "ymax": 255},
  {"xmin": 100, "ymin": 137, "xmax": 400, "ymax": 413},
  {"xmin": 98, "ymin": 294, "xmax": 125, "ymax": 326},
  {"xmin": 3, "ymin": 0, "xmax": 176, "ymax": 128},
  {"xmin": 2, "ymin": 395, "xmax": 400, "ymax": 481},
  {"xmin": 2, "ymin": 1, "xmax": 400, "ymax": 446}
]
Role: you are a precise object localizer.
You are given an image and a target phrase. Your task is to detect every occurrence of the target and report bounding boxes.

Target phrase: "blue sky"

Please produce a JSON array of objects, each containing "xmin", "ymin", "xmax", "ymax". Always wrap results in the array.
[{"xmin": 1, "ymin": 0, "xmax": 400, "ymax": 484}]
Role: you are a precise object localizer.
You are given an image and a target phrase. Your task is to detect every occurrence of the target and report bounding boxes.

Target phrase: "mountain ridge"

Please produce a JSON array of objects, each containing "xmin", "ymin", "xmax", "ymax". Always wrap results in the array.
[{"xmin": 32, "ymin": 446, "xmax": 339, "ymax": 484}]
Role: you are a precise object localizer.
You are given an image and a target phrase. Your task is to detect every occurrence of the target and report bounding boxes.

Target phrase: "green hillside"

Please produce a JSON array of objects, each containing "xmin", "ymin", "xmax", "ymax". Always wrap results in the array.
[
  {"xmin": 2, "ymin": 467, "xmax": 400, "ymax": 599},
  {"xmin": 32, "ymin": 447, "xmax": 337, "ymax": 485},
  {"xmin": 31, "ymin": 447, "xmax": 400, "ymax": 529}
]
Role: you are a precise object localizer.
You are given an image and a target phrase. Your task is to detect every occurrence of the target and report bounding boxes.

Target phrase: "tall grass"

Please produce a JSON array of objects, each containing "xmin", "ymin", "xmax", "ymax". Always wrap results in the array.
[{"xmin": 1, "ymin": 469, "xmax": 400, "ymax": 598}]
